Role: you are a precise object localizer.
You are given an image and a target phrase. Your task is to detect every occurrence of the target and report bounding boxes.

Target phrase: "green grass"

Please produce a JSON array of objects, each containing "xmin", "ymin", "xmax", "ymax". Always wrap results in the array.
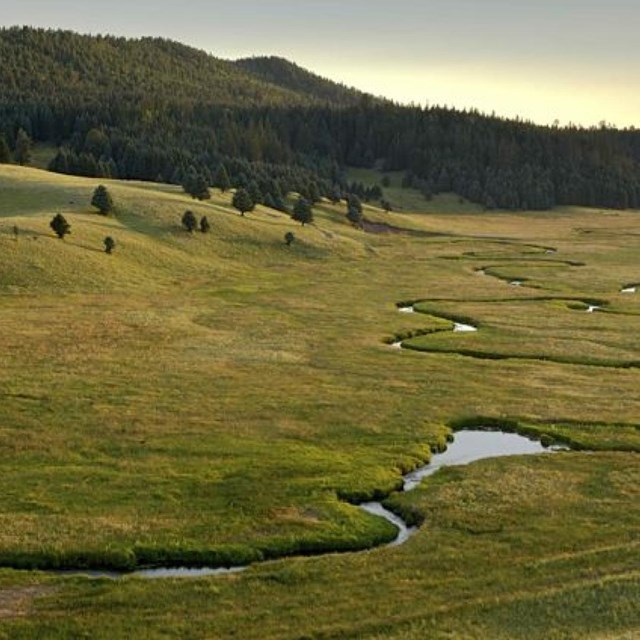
[{"xmin": 0, "ymin": 165, "xmax": 639, "ymax": 638}]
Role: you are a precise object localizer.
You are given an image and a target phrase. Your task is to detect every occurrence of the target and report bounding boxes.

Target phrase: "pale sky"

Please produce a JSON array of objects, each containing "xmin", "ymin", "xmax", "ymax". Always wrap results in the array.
[{"xmin": 2, "ymin": 0, "xmax": 639, "ymax": 127}]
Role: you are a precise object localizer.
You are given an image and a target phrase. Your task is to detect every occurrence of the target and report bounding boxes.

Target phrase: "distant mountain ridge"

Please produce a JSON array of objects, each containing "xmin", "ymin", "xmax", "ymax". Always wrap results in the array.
[
  {"xmin": 0, "ymin": 26, "xmax": 364, "ymax": 108},
  {"xmin": 1, "ymin": 26, "xmax": 640, "ymax": 212}
]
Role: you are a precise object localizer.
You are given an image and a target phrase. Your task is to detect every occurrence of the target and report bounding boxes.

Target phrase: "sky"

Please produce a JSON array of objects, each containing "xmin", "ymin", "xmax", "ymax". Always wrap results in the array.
[{"xmin": 2, "ymin": 0, "xmax": 638, "ymax": 127}]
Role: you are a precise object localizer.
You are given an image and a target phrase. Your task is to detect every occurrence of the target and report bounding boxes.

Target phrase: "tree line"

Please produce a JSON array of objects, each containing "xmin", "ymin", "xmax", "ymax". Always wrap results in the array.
[{"xmin": 2, "ymin": 27, "xmax": 640, "ymax": 211}]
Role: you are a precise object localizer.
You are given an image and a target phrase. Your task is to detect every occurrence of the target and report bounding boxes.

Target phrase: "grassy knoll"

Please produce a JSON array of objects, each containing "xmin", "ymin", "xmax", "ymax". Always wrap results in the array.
[{"xmin": 0, "ymin": 165, "xmax": 639, "ymax": 638}]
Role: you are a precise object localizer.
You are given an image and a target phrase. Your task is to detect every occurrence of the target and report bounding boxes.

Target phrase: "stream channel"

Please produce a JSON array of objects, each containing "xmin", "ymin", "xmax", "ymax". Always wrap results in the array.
[{"xmin": 61, "ymin": 430, "xmax": 562, "ymax": 580}]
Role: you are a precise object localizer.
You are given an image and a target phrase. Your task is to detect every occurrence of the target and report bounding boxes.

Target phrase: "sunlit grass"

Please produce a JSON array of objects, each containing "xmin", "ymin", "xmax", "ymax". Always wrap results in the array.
[{"xmin": 0, "ymin": 166, "xmax": 639, "ymax": 638}]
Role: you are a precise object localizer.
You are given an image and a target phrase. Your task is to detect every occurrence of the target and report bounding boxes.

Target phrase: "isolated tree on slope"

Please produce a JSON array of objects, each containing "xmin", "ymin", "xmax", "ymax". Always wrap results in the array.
[
  {"xmin": 292, "ymin": 197, "xmax": 313, "ymax": 226},
  {"xmin": 50, "ymin": 213, "xmax": 71, "ymax": 239},
  {"xmin": 183, "ymin": 170, "xmax": 211, "ymax": 201},
  {"xmin": 91, "ymin": 185, "xmax": 114, "ymax": 215},
  {"xmin": 285, "ymin": 232, "xmax": 295, "ymax": 246},
  {"xmin": 181, "ymin": 210, "xmax": 198, "ymax": 233},
  {"xmin": 232, "ymin": 188, "xmax": 255, "ymax": 217},
  {"xmin": 200, "ymin": 216, "xmax": 211, "ymax": 233},
  {"xmin": 104, "ymin": 236, "xmax": 116, "ymax": 254}
]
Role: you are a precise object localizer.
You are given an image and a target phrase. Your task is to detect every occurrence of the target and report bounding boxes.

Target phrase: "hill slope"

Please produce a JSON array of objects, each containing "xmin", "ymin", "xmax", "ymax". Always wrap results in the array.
[
  {"xmin": 234, "ymin": 56, "xmax": 369, "ymax": 106},
  {"xmin": 0, "ymin": 27, "xmax": 319, "ymax": 108}
]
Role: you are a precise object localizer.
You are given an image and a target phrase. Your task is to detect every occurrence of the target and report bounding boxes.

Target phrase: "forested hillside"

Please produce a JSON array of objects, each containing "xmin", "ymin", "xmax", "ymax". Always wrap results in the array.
[
  {"xmin": 234, "ymin": 56, "xmax": 367, "ymax": 107},
  {"xmin": 1, "ymin": 26, "xmax": 640, "ymax": 210}
]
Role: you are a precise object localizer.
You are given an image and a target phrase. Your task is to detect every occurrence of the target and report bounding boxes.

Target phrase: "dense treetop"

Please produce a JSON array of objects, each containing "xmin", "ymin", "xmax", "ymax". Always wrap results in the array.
[
  {"xmin": 2, "ymin": 27, "xmax": 640, "ymax": 211},
  {"xmin": 234, "ymin": 56, "xmax": 369, "ymax": 107}
]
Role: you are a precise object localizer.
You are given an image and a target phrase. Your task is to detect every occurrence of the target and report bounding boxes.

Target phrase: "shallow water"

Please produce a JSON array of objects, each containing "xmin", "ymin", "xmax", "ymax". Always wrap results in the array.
[
  {"xmin": 453, "ymin": 322, "xmax": 478, "ymax": 333},
  {"xmin": 402, "ymin": 430, "xmax": 555, "ymax": 492},
  {"xmin": 359, "ymin": 502, "xmax": 417, "ymax": 547},
  {"xmin": 43, "ymin": 435, "xmax": 562, "ymax": 579}
]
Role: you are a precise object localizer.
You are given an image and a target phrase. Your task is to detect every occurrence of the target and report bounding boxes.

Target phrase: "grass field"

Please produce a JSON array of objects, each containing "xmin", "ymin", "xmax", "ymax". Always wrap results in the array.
[{"xmin": 0, "ymin": 165, "xmax": 639, "ymax": 638}]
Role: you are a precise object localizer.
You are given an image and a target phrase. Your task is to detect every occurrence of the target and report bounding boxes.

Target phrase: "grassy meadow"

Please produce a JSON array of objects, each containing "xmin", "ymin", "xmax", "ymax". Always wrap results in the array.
[{"xmin": 0, "ymin": 165, "xmax": 639, "ymax": 638}]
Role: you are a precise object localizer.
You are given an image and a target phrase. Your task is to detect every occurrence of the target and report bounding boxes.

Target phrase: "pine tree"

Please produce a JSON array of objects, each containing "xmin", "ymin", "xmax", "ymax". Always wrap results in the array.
[
  {"xmin": 91, "ymin": 185, "xmax": 114, "ymax": 215},
  {"xmin": 50, "ymin": 213, "xmax": 71, "ymax": 239},
  {"xmin": 200, "ymin": 216, "xmax": 211, "ymax": 233},
  {"xmin": 183, "ymin": 170, "xmax": 211, "ymax": 200},
  {"xmin": 104, "ymin": 236, "xmax": 116, "ymax": 254},
  {"xmin": 346, "ymin": 206, "xmax": 363, "ymax": 226},
  {"xmin": 214, "ymin": 164, "xmax": 231, "ymax": 192},
  {"xmin": 181, "ymin": 210, "xmax": 198, "ymax": 232},
  {"xmin": 232, "ymin": 188, "xmax": 255, "ymax": 217},
  {"xmin": 0, "ymin": 135, "xmax": 12, "ymax": 163},
  {"xmin": 14, "ymin": 129, "xmax": 32, "ymax": 166},
  {"xmin": 285, "ymin": 231, "xmax": 295, "ymax": 246},
  {"xmin": 292, "ymin": 197, "xmax": 313, "ymax": 226},
  {"xmin": 248, "ymin": 180, "xmax": 263, "ymax": 205},
  {"xmin": 346, "ymin": 194, "xmax": 363, "ymax": 214}
]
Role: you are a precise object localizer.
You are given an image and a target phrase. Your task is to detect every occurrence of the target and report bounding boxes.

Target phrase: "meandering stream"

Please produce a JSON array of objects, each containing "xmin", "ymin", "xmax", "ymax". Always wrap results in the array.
[{"xmin": 56, "ymin": 430, "xmax": 561, "ymax": 580}]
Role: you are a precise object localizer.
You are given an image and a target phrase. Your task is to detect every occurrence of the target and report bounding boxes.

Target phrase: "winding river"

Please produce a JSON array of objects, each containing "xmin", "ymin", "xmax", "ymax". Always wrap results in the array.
[{"xmin": 58, "ymin": 430, "xmax": 562, "ymax": 580}]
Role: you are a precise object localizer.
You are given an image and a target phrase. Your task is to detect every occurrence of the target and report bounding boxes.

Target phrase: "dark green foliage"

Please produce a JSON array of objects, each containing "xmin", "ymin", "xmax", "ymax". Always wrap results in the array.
[
  {"xmin": 381, "ymin": 175, "xmax": 391, "ymax": 188},
  {"xmin": 91, "ymin": 185, "xmax": 114, "ymax": 215},
  {"xmin": 200, "ymin": 216, "xmax": 210, "ymax": 233},
  {"xmin": 346, "ymin": 206, "xmax": 363, "ymax": 226},
  {"xmin": 346, "ymin": 195, "xmax": 363, "ymax": 226},
  {"xmin": 292, "ymin": 197, "xmax": 313, "ymax": 226},
  {"xmin": 234, "ymin": 56, "xmax": 368, "ymax": 107},
  {"xmin": 182, "ymin": 171, "xmax": 211, "ymax": 201},
  {"xmin": 284, "ymin": 231, "xmax": 295, "ymax": 246},
  {"xmin": 346, "ymin": 194, "xmax": 363, "ymax": 214},
  {"xmin": 12, "ymin": 224, "xmax": 18, "ymax": 239},
  {"xmin": 14, "ymin": 128, "xmax": 31, "ymax": 165},
  {"xmin": 328, "ymin": 185, "xmax": 343, "ymax": 204},
  {"xmin": 214, "ymin": 164, "xmax": 231, "ymax": 192},
  {"xmin": 50, "ymin": 213, "xmax": 70, "ymax": 239},
  {"xmin": 302, "ymin": 181, "xmax": 321, "ymax": 204},
  {"xmin": 381, "ymin": 199, "xmax": 392, "ymax": 213},
  {"xmin": 232, "ymin": 188, "xmax": 255, "ymax": 216},
  {"xmin": 0, "ymin": 134, "xmax": 11, "ymax": 163},
  {"xmin": 104, "ymin": 236, "xmax": 116, "ymax": 254},
  {"xmin": 181, "ymin": 210, "xmax": 198, "ymax": 232},
  {"xmin": 247, "ymin": 180, "xmax": 263, "ymax": 205},
  {"xmin": 4, "ymin": 27, "xmax": 640, "ymax": 211}
]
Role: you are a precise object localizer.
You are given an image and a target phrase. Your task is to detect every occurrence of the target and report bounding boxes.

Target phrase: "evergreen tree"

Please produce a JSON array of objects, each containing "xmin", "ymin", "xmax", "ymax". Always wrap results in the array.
[
  {"xmin": 292, "ymin": 197, "xmax": 313, "ymax": 226},
  {"xmin": 248, "ymin": 180, "xmax": 263, "ymax": 205},
  {"xmin": 232, "ymin": 188, "xmax": 255, "ymax": 216},
  {"xmin": 304, "ymin": 181, "xmax": 321, "ymax": 204},
  {"xmin": 346, "ymin": 206, "xmax": 363, "ymax": 226},
  {"xmin": 0, "ymin": 135, "xmax": 12, "ymax": 163},
  {"xmin": 181, "ymin": 210, "xmax": 198, "ymax": 232},
  {"xmin": 328, "ymin": 185, "xmax": 342, "ymax": 204},
  {"xmin": 285, "ymin": 231, "xmax": 295, "ymax": 246},
  {"xmin": 183, "ymin": 170, "xmax": 211, "ymax": 200},
  {"xmin": 50, "ymin": 213, "xmax": 71, "ymax": 239},
  {"xmin": 104, "ymin": 236, "xmax": 116, "ymax": 254},
  {"xmin": 346, "ymin": 194, "xmax": 363, "ymax": 214},
  {"xmin": 14, "ymin": 128, "xmax": 32, "ymax": 166},
  {"xmin": 214, "ymin": 164, "xmax": 231, "ymax": 192},
  {"xmin": 91, "ymin": 185, "xmax": 114, "ymax": 215},
  {"xmin": 200, "ymin": 216, "xmax": 211, "ymax": 233}
]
